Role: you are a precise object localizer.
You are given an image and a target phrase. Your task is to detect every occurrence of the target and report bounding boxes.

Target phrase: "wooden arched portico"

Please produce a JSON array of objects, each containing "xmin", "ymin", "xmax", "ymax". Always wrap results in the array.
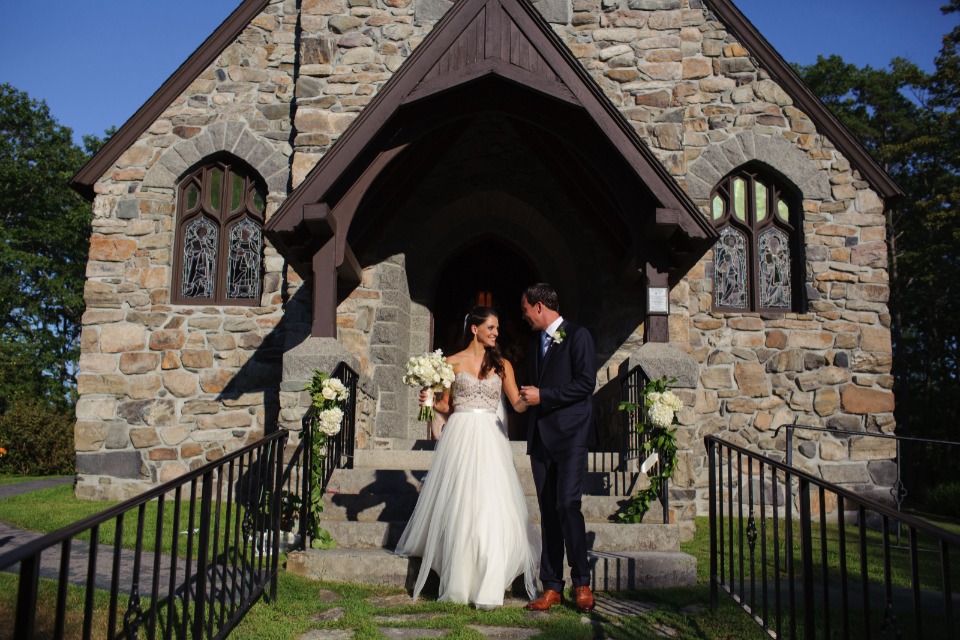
[{"xmin": 265, "ymin": 0, "xmax": 718, "ymax": 343}]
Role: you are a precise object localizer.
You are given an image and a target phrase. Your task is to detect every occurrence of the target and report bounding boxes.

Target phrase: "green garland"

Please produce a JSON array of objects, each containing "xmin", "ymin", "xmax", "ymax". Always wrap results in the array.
[
  {"xmin": 302, "ymin": 369, "xmax": 346, "ymax": 549},
  {"xmin": 615, "ymin": 376, "xmax": 681, "ymax": 524}
]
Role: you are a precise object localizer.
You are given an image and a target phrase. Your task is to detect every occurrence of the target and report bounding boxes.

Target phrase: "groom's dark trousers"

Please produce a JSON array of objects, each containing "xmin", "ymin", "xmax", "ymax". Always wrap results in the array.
[{"xmin": 527, "ymin": 321, "xmax": 598, "ymax": 591}]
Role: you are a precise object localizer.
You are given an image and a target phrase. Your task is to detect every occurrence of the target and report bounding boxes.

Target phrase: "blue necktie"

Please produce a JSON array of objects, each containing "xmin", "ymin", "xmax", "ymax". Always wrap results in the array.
[{"xmin": 540, "ymin": 331, "xmax": 550, "ymax": 357}]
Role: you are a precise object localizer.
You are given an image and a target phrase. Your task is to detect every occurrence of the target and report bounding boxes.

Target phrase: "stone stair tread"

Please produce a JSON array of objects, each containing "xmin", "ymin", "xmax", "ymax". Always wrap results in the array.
[
  {"xmin": 320, "ymin": 493, "xmax": 664, "ymax": 524},
  {"xmin": 326, "ymin": 467, "xmax": 648, "ymax": 497},
  {"xmin": 320, "ymin": 520, "xmax": 680, "ymax": 552},
  {"xmin": 287, "ymin": 547, "xmax": 696, "ymax": 591},
  {"xmin": 353, "ymin": 449, "xmax": 629, "ymax": 473}
]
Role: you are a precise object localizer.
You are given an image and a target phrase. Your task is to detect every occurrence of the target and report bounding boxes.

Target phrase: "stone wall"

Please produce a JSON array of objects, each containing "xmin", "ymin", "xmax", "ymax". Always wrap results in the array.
[
  {"xmin": 76, "ymin": 0, "xmax": 299, "ymax": 500},
  {"xmin": 75, "ymin": 0, "xmax": 895, "ymax": 509},
  {"xmin": 543, "ymin": 0, "xmax": 896, "ymax": 518}
]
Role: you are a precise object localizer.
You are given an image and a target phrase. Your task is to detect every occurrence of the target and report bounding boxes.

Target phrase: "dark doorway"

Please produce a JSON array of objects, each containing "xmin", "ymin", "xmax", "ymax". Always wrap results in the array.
[{"xmin": 433, "ymin": 238, "xmax": 538, "ymax": 438}]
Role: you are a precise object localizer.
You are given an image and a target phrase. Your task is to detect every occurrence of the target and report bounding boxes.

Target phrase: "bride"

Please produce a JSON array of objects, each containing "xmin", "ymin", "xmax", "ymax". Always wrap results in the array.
[{"xmin": 394, "ymin": 306, "xmax": 540, "ymax": 608}]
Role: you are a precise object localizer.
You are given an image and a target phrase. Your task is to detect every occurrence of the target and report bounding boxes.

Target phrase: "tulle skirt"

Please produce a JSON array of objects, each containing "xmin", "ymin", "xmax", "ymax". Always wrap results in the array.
[{"xmin": 394, "ymin": 409, "xmax": 540, "ymax": 607}]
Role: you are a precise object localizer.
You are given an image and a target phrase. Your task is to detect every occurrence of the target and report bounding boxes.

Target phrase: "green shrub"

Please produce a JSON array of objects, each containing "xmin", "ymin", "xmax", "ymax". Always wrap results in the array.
[{"xmin": 0, "ymin": 401, "xmax": 75, "ymax": 475}]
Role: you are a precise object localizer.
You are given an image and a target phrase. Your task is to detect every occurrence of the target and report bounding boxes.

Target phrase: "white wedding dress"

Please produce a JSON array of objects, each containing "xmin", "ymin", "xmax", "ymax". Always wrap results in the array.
[{"xmin": 394, "ymin": 371, "xmax": 540, "ymax": 607}]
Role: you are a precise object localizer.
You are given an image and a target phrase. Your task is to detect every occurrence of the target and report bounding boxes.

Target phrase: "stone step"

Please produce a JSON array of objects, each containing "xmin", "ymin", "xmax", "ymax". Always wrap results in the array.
[
  {"xmin": 325, "ymin": 467, "xmax": 647, "ymax": 497},
  {"xmin": 319, "ymin": 520, "xmax": 679, "ymax": 552},
  {"xmin": 286, "ymin": 547, "xmax": 697, "ymax": 592},
  {"xmin": 320, "ymin": 493, "xmax": 664, "ymax": 524},
  {"xmin": 352, "ymin": 449, "xmax": 629, "ymax": 473}
]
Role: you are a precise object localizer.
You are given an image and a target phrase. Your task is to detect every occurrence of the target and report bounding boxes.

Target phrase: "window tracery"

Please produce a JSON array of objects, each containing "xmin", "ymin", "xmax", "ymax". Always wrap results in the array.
[
  {"xmin": 707, "ymin": 168, "xmax": 801, "ymax": 312},
  {"xmin": 172, "ymin": 159, "xmax": 266, "ymax": 305}
]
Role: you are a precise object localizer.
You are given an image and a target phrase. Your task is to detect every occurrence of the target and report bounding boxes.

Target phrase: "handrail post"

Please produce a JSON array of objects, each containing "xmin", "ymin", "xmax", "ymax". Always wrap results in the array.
[
  {"xmin": 707, "ymin": 437, "xmax": 718, "ymax": 610},
  {"xmin": 270, "ymin": 433, "xmax": 286, "ymax": 601},
  {"xmin": 799, "ymin": 477, "xmax": 815, "ymax": 640},
  {"xmin": 785, "ymin": 424, "xmax": 793, "ymax": 468},
  {"xmin": 302, "ymin": 412, "xmax": 313, "ymax": 550},
  {"xmin": 14, "ymin": 555, "xmax": 39, "ymax": 640},
  {"xmin": 193, "ymin": 471, "xmax": 214, "ymax": 640}
]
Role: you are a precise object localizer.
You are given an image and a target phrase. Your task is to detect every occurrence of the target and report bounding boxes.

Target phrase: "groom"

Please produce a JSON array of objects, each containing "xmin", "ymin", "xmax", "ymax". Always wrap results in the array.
[{"xmin": 519, "ymin": 283, "xmax": 597, "ymax": 612}]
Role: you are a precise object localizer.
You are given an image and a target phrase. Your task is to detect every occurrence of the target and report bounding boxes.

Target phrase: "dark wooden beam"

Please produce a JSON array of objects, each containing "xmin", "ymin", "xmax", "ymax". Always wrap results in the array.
[{"xmin": 311, "ymin": 240, "xmax": 338, "ymax": 338}]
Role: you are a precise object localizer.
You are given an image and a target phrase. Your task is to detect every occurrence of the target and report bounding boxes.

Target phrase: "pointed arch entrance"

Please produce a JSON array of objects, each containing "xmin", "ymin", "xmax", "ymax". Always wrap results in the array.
[{"xmin": 432, "ymin": 236, "xmax": 538, "ymax": 361}]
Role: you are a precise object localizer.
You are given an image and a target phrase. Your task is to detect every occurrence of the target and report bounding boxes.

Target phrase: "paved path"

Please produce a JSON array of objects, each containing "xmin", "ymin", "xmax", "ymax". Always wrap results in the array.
[{"xmin": 0, "ymin": 476, "xmax": 73, "ymax": 500}]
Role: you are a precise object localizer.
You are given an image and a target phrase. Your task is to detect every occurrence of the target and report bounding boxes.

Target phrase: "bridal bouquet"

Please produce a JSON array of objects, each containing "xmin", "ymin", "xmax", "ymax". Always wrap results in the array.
[{"xmin": 403, "ymin": 349, "xmax": 455, "ymax": 422}]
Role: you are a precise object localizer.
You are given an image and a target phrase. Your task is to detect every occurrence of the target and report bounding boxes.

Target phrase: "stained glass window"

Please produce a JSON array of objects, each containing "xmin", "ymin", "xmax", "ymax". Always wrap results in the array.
[
  {"xmin": 758, "ymin": 228, "xmax": 791, "ymax": 309},
  {"xmin": 173, "ymin": 158, "xmax": 266, "ymax": 305},
  {"xmin": 714, "ymin": 227, "xmax": 748, "ymax": 309},
  {"xmin": 227, "ymin": 219, "xmax": 262, "ymax": 299},
  {"xmin": 709, "ymin": 168, "xmax": 800, "ymax": 312}
]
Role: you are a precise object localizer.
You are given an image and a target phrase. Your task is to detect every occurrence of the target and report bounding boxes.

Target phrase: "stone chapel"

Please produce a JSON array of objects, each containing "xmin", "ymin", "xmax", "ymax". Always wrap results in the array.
[{"xmin": 70, "ymin": 0, "xmax": 899, "ymax": 531}]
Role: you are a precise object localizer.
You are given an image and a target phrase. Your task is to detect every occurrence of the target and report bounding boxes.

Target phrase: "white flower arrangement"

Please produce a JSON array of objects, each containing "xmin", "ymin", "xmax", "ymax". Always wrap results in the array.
[
  {"xmin": 320, "ymin": 378, "xmax": 349, "ymax": 403},
  {"xmin": 317, "ymin": 407, "xmax": 344, "ymax": 436},
  {"xmin": 646, "ymin": 390, "xmax": 684, "ymax": 428},
  {"xmin": 403, "ymin": 349, "xmax": 456, "ymax": 421},
  {"xmin": 552, "ymin": 328, "xmax": 567, "ymax": 345}
]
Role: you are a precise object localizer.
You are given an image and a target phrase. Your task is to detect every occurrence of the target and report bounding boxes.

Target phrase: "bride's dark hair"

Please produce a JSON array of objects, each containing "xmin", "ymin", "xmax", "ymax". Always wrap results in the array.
[{"xmin": 464, "ymin": 306, "xmax": 505, "ymax": 380}]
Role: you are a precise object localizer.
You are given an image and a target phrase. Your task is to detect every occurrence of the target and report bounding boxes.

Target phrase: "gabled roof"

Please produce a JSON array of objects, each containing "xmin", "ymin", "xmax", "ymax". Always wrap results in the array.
[
  {"xmin": 69, "ymin": 0, "xmax": 272, "ymax": 199},
  {"xmin": 265, "ymin": 0, "xmax": 717, "ymax": 272}
]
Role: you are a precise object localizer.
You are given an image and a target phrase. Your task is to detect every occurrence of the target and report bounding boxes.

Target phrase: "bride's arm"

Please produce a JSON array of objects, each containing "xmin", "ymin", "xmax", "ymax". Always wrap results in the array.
[
  {"xmin": 501, "ymin": 360, "xmax": 527, "ymax": 413},
  {"xmin": 429, "ymin": 357, "xmax": 459, "ymax": 413},
  {"xmin": 433, "ymin": 386, "xmax": 453, "ymax": 414}
]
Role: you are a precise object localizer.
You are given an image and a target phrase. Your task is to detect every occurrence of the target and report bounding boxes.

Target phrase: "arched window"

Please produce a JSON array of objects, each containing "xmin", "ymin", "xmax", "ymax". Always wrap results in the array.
[
  {"xmin": 709, "ymin": 167, "xmax": 802, "ymax": 312},
  {"xmin": 172, "ymin": 158, "xmax": 267, "ymax": 305}
]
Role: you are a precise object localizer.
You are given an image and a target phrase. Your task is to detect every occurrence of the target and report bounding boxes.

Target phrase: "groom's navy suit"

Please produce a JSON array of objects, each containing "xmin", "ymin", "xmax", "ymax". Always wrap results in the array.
[{"xmin": 527, "ymin": 319, "xmax": 598, "ymax": 591}]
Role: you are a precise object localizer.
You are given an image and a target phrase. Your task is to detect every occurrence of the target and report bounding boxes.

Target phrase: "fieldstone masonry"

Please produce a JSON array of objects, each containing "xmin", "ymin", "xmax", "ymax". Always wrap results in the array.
[{"xmin": 76, "ymin": 0, "xmax": 895, "ymax": 525}]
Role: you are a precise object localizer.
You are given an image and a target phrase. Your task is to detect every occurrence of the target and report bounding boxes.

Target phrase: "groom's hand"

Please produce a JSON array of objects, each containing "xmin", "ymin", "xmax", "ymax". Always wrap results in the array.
[{"xmin": 519, "ymin": 386, "xmax": 541, "ymax": 406}]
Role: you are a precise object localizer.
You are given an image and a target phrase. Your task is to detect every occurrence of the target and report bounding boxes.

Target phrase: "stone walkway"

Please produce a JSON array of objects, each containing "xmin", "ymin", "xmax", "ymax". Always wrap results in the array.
[
  {"xmin": 296, "ymin": 591, "xmax": 679, "ymax": 640},
  {"xmin": 0, "ymin": 476, "xmax": 73, "ymax": 500}
]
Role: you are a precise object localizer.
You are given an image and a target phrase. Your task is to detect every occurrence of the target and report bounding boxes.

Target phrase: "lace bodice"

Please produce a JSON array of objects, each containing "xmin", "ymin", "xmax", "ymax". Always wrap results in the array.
[{"xmin": 453, "ymin": 371, "xmax": 501, "ymax": 410}]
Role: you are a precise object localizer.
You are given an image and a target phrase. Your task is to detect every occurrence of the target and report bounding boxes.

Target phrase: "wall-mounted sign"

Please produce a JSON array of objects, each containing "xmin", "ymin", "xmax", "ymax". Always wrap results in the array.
[{"xmin": 648, "ymin": 287, "xmax": 670, "ymax": 314}]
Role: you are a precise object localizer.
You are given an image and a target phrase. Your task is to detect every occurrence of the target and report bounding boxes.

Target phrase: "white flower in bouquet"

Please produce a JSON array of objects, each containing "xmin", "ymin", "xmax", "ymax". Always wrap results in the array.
[
  {"xmin": 403, "ymin": 349, "xmax": 455, "ymax": 421},
  {"xmin": 648, "ymin": 391, "xmax": 683, "ymax": 429},
  {"xmin": 661, "ymin": 390, "xmax": 683, "ymax": 413},
  {"xmin": 321, "ymin": 378, "xmax": 349, "ymax": 402},
  {"xmin": 317, "ymin": 407, "xmax": 344, "ymax": 436}
]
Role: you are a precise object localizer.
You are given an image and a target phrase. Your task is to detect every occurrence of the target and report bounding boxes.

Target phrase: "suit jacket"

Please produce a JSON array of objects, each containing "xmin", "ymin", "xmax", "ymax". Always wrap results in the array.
[{"xmin": 526, "ymin": 320, "xmax": 598, "ymax": 454}]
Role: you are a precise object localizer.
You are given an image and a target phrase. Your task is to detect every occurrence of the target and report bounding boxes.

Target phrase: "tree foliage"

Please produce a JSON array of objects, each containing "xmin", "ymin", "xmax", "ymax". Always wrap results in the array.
[
  {"xmin": 796, "ymin": 2, "xmax": 960, "ymax": 500},
  {"xmin": 0, "ymin": 84, "xmax": 106, "ymax": 412}
]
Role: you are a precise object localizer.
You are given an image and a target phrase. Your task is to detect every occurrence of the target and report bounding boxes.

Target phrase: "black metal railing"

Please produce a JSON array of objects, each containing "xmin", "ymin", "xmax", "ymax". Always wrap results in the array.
[
  {"xmin": 707, "ymin": 435, "xmax": 960, "ymax": 639},
  {"xmin": 619, "ymin": 365, "xmax": 669, "ymax": 523},
  {"xmin": 0, "ymin": 430, "xmax": 289, "ymax": 640},
  {"xmin": 299, "ymin": 361, "xmax": 359, "ymax": 549},
  {"xmin": 777, "ymin": 423, "xmax": 960, "ymax": 518}
]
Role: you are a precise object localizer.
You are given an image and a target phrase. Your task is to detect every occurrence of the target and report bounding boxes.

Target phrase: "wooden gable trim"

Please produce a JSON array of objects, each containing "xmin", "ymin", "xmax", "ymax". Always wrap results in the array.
[
  {"xmin": 69, "ymin": 0, "xmax": 272, "ymax": 199},
  {"xmin": 266, "ymin": 0, "xmax": 714, "ymax": 246},
  {"xmin": 705, "ymin": 0, "xmax": 903, "ymax": 200}
]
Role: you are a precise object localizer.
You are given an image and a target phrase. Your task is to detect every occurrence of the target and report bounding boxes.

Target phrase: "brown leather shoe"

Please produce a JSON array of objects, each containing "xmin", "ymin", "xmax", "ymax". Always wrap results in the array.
[
  {"xmin": 525, "ymin": 589, "xmax": 562, "ymax": 611},
  {"xmin": 574, "ymin": 585, "xmax": 595, "ymax": 612}
]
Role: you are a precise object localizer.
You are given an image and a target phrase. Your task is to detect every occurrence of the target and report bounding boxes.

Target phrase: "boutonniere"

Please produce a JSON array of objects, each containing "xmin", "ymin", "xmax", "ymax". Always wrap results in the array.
[{"xmin": 552, "ymin": 328, "xmax": 566, "ymax": 345}]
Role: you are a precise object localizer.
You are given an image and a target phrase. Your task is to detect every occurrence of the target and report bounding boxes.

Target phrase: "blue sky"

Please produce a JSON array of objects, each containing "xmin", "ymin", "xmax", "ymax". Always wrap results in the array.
[{"xmin": 0, "ymin": 0, "xmax": 955, "ymax": 144}]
